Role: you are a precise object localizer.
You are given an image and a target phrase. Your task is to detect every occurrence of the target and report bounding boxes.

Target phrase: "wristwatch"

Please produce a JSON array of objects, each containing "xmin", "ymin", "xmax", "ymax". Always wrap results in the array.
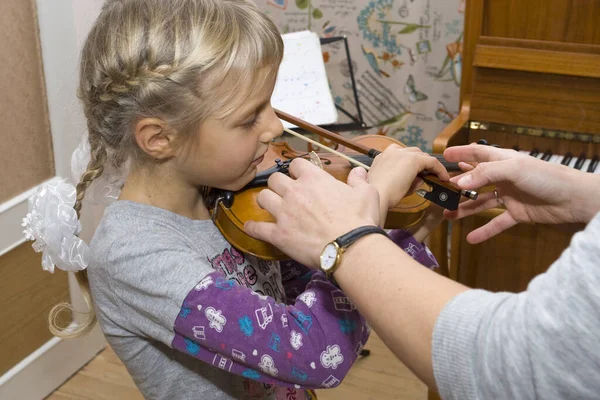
[{"xmin": 319, "ymin": 225, "xmax": 388, "ymax": 277}]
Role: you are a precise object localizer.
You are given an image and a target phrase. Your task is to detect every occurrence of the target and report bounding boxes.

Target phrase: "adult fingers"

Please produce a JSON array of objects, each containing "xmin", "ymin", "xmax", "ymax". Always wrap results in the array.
[
  {"xmin": 443, "ymin": 190, "xmax": 497, "ymax": 220},
  {"xmin": 458, "ymin": 161, "xmax": 476, "ymax": 172},
  {"xmin": 244, "ymin": 220, "xmax": 279, "ymax": 245},
  {"xmin": 443, "ymin": 144, "xmax": 517, "ymax": 164},
  {"xmin": 266, "ymin": 171, "xmax": 294, "ymax": 197},
  {"xmin": 255, "ymin": 189, "xmax": 283, "ymax": 218},
  {"xmin": 453, "ymin": 158, "xmax": 519, "ymax": 190},
  {"xmin": 449, "ymin": 163, "xmax": 476, "ymax": 184},
  {"xmin": 465, "ymin": 211, "xmax": 518, "ymax": 244},
  {"xmin": 287, "ymin": 156, "xmax": 325, "ymax": 180},
  {"xmin": 346, "ymin": 167, "xmax": 369, "ymax": 188}
]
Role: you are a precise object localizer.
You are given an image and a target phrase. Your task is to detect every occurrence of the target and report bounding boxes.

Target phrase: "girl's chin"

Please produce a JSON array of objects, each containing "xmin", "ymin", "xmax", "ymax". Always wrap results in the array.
[{"xmin": 210, "ymin": 169, "xmax": 258, "ymax": 193}]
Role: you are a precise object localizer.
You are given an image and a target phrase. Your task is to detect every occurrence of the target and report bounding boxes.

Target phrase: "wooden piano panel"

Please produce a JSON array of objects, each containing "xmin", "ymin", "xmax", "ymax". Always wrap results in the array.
[
  {"xmin": 470, "ymin": 68, "xmax": 600, "ymax": 134},
  {"xmin": 483, "ymin": 0, "xmax": 600, "ymax": 44},
  {"xmin": 455, "ymin": 211, "xmax": 573, "ymax": 292}
]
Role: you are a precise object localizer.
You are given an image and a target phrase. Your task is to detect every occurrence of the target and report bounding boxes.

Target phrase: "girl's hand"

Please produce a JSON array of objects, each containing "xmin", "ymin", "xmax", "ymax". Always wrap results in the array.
[{"xmin": 367, "ymin": 145, "xmax": 450, "ymax": 227}]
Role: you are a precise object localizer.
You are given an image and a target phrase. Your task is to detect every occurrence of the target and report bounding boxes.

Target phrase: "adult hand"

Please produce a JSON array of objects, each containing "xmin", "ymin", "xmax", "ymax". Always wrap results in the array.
[
  {"xmin": 443, "ymin": 144, "xmax": 600, "ymax": 244},
  {"xmin": 244, "ymin": 158, "xmax": 380, "ymax": 268},
  {"xmin": 367, "ymin": 144, "xmax": 450, "ymax": 227},
  {"xmin": 244, "ymin": 147, "xmax": 452, "ymax": 267}
]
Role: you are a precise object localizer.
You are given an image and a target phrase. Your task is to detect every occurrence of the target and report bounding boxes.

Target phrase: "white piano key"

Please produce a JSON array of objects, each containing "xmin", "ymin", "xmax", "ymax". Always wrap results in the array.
[
  {"xmin": 567, "ymin": 157, "xmax": 578, "ymax": 168},
  {"xmin": 549, "ymin": 155, "xmax": 563, "ymax": 164},
  {"xmin": 581, "ymin": 159, "xmax": 592, "ymax": 172}
]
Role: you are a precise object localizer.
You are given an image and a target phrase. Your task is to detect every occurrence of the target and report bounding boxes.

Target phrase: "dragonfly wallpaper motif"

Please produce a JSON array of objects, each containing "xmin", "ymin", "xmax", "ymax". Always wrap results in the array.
[{"xmin": 260, "ymin": 0, "xmax": 465, "ymax": 153}]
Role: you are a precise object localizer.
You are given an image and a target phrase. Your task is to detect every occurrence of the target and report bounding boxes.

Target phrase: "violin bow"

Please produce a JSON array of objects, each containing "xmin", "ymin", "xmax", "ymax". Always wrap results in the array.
[{"xmin": 274, "ymin": 109, "xmax": 478, "ymax": 211}]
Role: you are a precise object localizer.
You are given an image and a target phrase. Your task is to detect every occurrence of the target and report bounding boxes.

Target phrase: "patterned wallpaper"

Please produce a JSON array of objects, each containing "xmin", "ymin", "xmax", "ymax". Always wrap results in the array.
[{"xmin": 258, "ymin": 0, "xmax": 465, "ymax": 153}]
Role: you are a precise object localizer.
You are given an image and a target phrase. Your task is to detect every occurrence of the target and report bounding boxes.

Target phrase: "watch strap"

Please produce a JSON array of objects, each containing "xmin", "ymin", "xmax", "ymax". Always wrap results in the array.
[{"xmin": 335, "ymin": 225, "xmax": 388, "ymax": 249}]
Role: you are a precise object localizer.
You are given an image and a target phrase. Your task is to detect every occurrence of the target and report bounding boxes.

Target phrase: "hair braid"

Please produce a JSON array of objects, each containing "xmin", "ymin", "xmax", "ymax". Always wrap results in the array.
[{"xmin": 73, "ymin": 137, "xmax": 108, "ymax": 218}]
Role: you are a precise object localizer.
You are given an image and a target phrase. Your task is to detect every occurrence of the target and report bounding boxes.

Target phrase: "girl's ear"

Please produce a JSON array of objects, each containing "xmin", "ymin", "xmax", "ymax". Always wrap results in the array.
[{"xmin": 134, "ymin": 118, "xmax": 178, "ymax": 160}]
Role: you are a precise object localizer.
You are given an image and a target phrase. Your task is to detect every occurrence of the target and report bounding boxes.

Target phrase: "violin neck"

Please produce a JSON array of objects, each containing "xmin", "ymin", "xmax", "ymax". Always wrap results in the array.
[
  {"xmin": 432, "ymin": 154, "xmax": 461, "ymax": 171},
  {"xmin": 351, "ymin": 154, "xmax": 460, "ymax": 172}
]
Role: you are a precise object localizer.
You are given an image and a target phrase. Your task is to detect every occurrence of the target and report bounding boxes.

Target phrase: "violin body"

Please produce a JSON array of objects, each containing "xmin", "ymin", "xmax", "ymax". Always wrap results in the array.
[{"xmin": 212, "ymin": 135, "xmax": 431, "ymax": 260}]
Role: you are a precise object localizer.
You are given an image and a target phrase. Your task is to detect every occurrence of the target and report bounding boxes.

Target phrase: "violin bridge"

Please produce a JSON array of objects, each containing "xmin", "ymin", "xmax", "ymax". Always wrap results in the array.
[{"xmin": 307, "ymin": 151, "xmax": 324, "ymax": 170}]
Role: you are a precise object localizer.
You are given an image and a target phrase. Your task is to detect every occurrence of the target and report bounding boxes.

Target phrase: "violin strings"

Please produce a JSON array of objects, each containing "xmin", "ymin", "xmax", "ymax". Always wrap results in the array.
[{"xmin": 282, "ymin": 127, "xmax": 371, "ymax": 170}]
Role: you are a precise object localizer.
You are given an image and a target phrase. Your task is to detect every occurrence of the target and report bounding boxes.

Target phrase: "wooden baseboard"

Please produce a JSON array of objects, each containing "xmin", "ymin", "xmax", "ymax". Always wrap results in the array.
[{"xmin": 0, "ymin": 324, "xmax": 106, "ymax": 400}]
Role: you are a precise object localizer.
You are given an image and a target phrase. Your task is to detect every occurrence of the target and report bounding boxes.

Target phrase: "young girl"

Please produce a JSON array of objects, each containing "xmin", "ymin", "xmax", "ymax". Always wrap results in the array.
[{"xmin": 24, "ymin": 1, "xmax": 441, "ymax": 399}]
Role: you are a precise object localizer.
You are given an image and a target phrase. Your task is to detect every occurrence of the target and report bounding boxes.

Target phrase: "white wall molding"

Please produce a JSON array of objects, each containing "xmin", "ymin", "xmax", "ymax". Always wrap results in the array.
[{"xmin": 0, "ymin": 325, "xmax": 106, "ymax": 400}]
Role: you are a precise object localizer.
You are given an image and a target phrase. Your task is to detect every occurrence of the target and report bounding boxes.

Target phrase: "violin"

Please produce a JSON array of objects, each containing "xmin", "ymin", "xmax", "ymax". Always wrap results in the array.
[{"xmin": 210, "ymin": 109, "xmax": 478, "ymax": 260}]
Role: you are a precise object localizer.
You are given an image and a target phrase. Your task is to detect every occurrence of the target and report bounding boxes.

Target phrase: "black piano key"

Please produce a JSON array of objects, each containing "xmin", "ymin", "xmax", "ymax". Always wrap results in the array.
[
  {"xmin": 529, "ymin": 148, "xmax": 540, "ymax": 157},
  {"xmin": 541, "ymin": 150, "xmax": 553, "ymax": 161},
  {"xmin": 574, "ymin": 153, "xmax": 587, "ymax": 170},
  {"xmin": 477, "ymin": 139, "xmax": 488, "ymax": 145},
  {"xmin": 589, "ymin": 156, "xmax": 599, "ymax": 173},
  {"xmin": 561, "ymin": 152, "xmax": 573, "ymax": 166},
  {"xmin": 512, "ymin": 145, "xmax": 520, "ymax": 151}
]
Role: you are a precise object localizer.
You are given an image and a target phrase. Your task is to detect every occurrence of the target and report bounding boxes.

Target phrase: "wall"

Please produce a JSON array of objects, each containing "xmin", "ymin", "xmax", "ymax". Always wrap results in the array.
[
  {"xmin": 257, "ymin": 0, "xmax": 465, "ymax": 152},
  {"xmin": 0, "ymin": 1, "xmax": 107, "ymax": 398},
  {"xmin": 0, "ymin": 0, "xmax": 54, "ymax": 203}
]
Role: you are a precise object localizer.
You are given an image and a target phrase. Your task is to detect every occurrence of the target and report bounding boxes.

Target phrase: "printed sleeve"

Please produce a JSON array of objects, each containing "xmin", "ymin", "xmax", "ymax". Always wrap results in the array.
[
  {"xmin": 388, "ymin": 229, "xmax": 439, "ymax": 269},
  {"xmin": 279, "ymin": 260, "xmax": 318, "ymax": 304},
  {"xmin": 172, "ymin": 268, "xmax": 370, "ymax": 390}
]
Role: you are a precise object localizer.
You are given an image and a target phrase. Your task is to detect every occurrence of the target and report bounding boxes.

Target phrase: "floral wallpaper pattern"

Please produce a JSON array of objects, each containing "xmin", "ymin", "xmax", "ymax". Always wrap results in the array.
[{"xmin": 258, "ymin": 0, "xmax": 465, "ymax": 153}]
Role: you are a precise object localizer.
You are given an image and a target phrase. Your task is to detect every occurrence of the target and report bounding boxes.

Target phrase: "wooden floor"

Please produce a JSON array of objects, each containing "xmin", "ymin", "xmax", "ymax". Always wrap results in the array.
[{"xmin": 48, "ymin": 332, "xmax": 427, "ymax": 400}]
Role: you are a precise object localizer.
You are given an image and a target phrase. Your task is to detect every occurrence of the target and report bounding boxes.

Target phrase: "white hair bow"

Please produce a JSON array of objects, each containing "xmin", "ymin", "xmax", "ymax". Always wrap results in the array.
[{"xmin": 22, "ymin": 177, "xmax": 90, "ymax": 273}]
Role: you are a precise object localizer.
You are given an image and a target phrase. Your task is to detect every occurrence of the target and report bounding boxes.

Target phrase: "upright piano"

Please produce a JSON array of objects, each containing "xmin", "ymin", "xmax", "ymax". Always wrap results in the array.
[{"xmin": 428, "ymin": 1, "xmax": 600, "ymax": 397}]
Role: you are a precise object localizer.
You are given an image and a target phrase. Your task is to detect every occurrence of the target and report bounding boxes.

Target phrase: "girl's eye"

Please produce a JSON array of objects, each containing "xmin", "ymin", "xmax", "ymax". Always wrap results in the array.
[{"xmin": 242, "ymin": 114, "xmax": 260, "ymax": 130}]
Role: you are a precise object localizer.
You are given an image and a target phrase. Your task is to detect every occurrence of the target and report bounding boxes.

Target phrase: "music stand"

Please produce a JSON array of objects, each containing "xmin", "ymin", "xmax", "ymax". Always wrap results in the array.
[{"xmin": 290, "ymin": 36, "xmax": 367, "ymax": 134}]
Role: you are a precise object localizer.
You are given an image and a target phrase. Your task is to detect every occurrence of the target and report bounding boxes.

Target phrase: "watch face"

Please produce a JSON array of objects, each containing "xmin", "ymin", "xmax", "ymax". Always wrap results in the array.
[{"xmin": 320, "ymin": 243, "xmax": 339, "ymax": 271}]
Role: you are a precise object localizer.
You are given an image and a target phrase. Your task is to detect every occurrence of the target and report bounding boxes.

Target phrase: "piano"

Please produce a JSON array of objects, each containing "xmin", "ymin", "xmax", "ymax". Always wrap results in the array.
[{"xmin": 427, "ymin": 1, "xmax": 600, "ymax": 398}]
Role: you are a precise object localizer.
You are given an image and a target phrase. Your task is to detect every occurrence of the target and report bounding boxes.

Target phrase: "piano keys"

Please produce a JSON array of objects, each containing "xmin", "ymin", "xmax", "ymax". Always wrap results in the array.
[
  {"xmin": 475, "ymin": 138, "xmax": 600, "ymax": 173},
  {"xmin": 518, "ymin": 149, "xmax": 600, "ymax": 173}
]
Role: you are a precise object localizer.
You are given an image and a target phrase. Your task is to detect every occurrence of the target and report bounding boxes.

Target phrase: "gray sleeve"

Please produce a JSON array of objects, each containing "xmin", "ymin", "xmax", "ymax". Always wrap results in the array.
[
  {"xmin": 432, "ymin": 213, "xmax": 600, "ymax": 400},
  {"xmin": 94, "ymin": 233, "xmax": 216, "ymax": 347}
]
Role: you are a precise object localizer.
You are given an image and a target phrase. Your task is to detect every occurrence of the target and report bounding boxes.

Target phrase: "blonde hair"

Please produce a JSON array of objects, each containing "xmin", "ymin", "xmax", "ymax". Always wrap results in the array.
[{"xmin": 49, "ymin": 0, "xmax": 284, "ymax": 338}]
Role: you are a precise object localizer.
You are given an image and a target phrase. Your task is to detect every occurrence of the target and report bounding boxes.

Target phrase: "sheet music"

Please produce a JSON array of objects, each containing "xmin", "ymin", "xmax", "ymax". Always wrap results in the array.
[{"xmin": 272, "ymin": 30, "xmax": 338, "ymax": 129}]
